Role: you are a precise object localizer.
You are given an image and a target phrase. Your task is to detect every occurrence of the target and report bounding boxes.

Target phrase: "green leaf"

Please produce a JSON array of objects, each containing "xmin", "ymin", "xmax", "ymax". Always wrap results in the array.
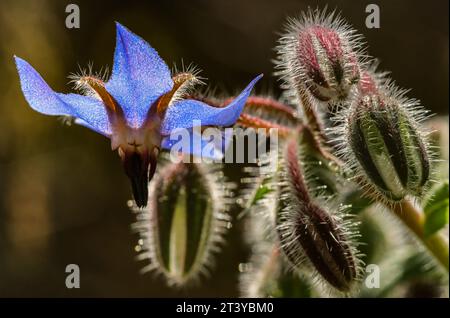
[
  {"xmin": 252, "ymin": 185, "xmax": 272, "ymax": 205},
  {"xmin": 423, "ymin": 181, "xmax": 449, "ymax": 237},
  {"xmin": 237, "ymin": 179, "xmax": 274, "ymax": 220}
]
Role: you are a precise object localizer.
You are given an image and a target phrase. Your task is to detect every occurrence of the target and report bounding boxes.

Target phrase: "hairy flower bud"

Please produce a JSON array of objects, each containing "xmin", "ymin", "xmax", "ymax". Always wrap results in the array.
[
  {"xmin": 131, "ymin": 160, "xmax": 232, "ymax": 286},
  {"xmin": 276, "ymin": 9, "xmax": 363, "ymax": 104},
  {"xmin": 339, "ymin": 80, "xmax": 431, "ymax": 201},
  {"xmin": 238, "ymin": 173, "xmax": 315, "ymax": 298},
  {"xmin": 277, "ymin": 138, "xmax": 361, "ymax": 292}
]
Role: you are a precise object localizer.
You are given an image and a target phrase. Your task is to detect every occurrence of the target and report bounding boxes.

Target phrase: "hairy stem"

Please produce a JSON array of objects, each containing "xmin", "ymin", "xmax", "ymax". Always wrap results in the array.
[
  {"xmin": 390, "ymin": 199, "xmax": 449, "ymax": 271},
  {"xmin": 298, "ymin": 90, "xmax": 327, "ymax": 142},
  {"xmin": 237, "ymin": 113, "xmax": 293, "ymax": 138}
]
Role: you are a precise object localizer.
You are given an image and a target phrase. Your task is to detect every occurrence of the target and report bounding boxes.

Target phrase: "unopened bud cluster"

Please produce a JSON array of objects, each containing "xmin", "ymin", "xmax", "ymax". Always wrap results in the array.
[
  {"xmin": 277, "ymin": 8, "xmax": 432, "ymax": 203},
  {"xmin": 238, "ymin": 8, "xmax": 436, "ymax": 297}
]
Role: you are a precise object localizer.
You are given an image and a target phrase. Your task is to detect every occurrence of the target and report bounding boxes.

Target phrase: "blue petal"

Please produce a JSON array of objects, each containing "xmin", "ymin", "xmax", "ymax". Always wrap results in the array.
[
  {"xmin": 160, "ymin": 74, "xmax": 262, "ymax": 135},
  {"xmin": 74, "ymin": 118, "xmax": 109, "ymax": 136},
  {"xmin": 105, "ymin": 23, "xmax": 174, "ymax": 129},
  {"xmin": 15, "ymin": 56, "xmax": 112, "ymax": 135},
  {"xmin": 161, "ymin": 127, "xmax": 232, "ymax": 160}
]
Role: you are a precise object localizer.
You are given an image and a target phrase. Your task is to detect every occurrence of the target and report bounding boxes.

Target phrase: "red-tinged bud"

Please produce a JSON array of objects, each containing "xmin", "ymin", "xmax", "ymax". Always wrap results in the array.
[
  {"xmin": 276, "ymin": 9, "xmax": 364, "ymax": 104},
  {"xmin": 276, "ymin": 138, "xmax": 361, "ymax": 292}
]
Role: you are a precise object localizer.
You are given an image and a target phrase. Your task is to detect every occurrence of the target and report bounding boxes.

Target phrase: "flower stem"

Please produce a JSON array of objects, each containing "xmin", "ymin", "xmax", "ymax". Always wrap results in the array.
[
  {"xmin": 390, "ymin": 199, "xmax": 449, "ymax": 271},
  {"xmin": 298, "ymin": 90, "xmax": 327, "ymax": 142},
  {"xmin": 237, "ymin": 113, "xmax": 293, "ymax": 138}
]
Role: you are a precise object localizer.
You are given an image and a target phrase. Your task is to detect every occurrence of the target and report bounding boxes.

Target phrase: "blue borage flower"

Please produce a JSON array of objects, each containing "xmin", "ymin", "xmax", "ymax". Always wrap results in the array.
[{"xmin": 15, "ymin": 22, "xmax": 262, "ymax": 207}]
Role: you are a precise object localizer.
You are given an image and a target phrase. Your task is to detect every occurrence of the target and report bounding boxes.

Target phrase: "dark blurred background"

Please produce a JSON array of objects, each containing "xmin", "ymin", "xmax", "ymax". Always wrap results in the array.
[{"xmin": 0, "ymin": 0, "xmax": 448, "ymax": 297}]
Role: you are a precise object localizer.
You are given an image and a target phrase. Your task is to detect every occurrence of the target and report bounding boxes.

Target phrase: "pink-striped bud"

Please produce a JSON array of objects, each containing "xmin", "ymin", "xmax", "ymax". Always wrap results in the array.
[{"xmin": 276, "ymin": 9, "xmax": 363, "ymax": 103}]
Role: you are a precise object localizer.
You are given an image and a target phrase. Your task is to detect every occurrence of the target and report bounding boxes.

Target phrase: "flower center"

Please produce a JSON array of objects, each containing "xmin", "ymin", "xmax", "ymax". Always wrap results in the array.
[{"xmin": 76, "ymin": 71, "xmax": 201, "ymax": 207}]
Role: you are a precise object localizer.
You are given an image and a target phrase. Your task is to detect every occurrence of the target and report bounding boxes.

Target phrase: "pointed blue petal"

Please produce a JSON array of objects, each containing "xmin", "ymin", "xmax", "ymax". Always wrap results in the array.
[
  {"xmin": 105, "ymin": 23, "xmax": 174, "ymax": 129},
  {"xmin": 161, "ymin": 127, "xmax": 231, "ymax": 160},
  {"xmin": 160, "ymin": 74, "xmax": 262, "ymax": 135},
  {"xmin": 15, "ymin": 56, "xmax": 112, "ymax": 135}
]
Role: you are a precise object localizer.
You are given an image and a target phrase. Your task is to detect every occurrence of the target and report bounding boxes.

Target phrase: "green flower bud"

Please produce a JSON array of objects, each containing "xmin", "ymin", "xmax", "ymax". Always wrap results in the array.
[
  {"xmin": 131, "ymin": 160, "xmax": 232, "ymax": 286},
  {"xmin": 344, "ymin": 87, "xmax": 431, "ymax": 201}
]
